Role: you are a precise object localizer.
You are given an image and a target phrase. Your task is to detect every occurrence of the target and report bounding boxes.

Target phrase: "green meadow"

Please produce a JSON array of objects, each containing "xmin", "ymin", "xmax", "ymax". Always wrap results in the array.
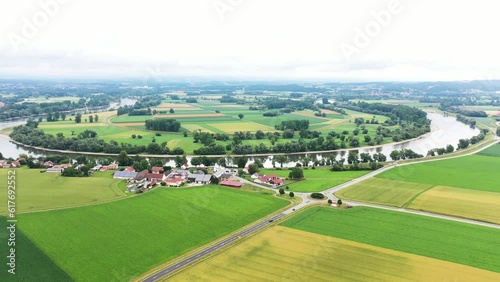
[
  {"xmin": 0, "ymin": 169, "xmax": 126, "ymax": 214},
  {"xmin": 16, "ymin": 186, "xmax": 289, "ymax": 282}
]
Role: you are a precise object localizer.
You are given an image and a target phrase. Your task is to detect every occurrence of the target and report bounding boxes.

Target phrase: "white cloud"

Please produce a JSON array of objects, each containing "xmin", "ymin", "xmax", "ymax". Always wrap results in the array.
[{"xmin": 0, "ymin": 0, "xmax": 499, "ymax": 81}]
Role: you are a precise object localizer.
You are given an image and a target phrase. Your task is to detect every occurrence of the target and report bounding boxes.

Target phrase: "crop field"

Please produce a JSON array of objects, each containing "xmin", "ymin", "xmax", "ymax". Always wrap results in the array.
[
  {"xmin": 33, "ymin": 101, "xmax": 408, "ymax": 154},
  {"xmin": 16, "ymin": 186, "xmax": 289, "ymax": 281},
  {"xmin": 336, "ymin": 151, "xmax": 500, "ymax": 222},
  {"xmin": 336, "ymin": 178, "xmax": 433, "ymax": 207},
  {"xmin": 282, "ymin": 207, "xmax": 500, "ymax": 273},
  {"xmin": 0, "ymin": 169, "xmax": 126, "ymax": 214},
  {"xmin": 408, "ymin": 186, "xmax": 500, "ymax": 224},
  {"xmin": 169, "ymin": 225, "xmax": 500, "ymax": 282},
  {"xmin": 257, "ymin": 168, "xmax": 370, "ymax": 192},
  {"xmin": 477, "ymin": 144, "xmax": 500, "ymax": 157},
  {"xmin": 208, "ymin": 121, "xmax": 275, "ymax": 133},
  {"xmin": 0, "ymin": 217, "xmax": 73, "ymax": 282}
]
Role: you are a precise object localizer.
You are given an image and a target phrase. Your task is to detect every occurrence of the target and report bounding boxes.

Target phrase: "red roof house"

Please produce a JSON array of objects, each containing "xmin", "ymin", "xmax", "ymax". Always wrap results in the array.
[
  {"xmin": 220, "ymin": 180, "xmax": 243, "ymax": 188},
  {"xmin": 146, "ymin": 173, "xmax": 163, "ymax": 181}
]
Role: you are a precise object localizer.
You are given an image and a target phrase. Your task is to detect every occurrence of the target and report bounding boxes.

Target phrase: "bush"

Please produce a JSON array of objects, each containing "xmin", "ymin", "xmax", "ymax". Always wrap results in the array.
[
  {"xmin": 138, "ymin": 135, "xmax": 143, "ymax": 139},
  {"xmin": 132, "ymin": 134, "xmax": 137, "ymax": 139},
  {"xmin": 289, "ymin": 192, "xmax": 295, "ymax": 198},
  {"xmin": 311, "ymin": 193, "xmax": 325, "ymax": 199},
  {"xmin": 337, "ymin": 199, "xmax": 343, "ymax": 205},
  {"xmin": 160, "ymin": 181, "xmax": 166, "ymax": 186},
  {"xmin": 328, "ymin": 199, "xmax": 332, "ymax": 204},
  {"xmin": 155, "ymin": 133, "xmax": 162, "ymax": 136},
  {"xmin": 279, "ymin": 188, "xmax": 285, "ymax": 195}
]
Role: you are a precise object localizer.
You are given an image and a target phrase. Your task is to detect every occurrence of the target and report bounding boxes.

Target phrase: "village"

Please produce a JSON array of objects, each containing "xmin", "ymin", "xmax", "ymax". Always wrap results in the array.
[{"xmin": 0, "ymin": 155, "xmax": 287, "ymax": 194}]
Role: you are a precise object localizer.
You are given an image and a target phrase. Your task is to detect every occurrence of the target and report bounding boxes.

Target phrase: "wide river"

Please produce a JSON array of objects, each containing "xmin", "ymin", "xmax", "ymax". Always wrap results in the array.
[{"xmin": 0, "ymin": 111, "xmax": 479, "ymax": 168}]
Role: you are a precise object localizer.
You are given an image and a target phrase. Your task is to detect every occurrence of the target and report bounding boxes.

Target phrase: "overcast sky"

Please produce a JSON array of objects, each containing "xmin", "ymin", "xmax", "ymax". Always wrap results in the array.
[{"xmin": 1, "ymin": 0, "xmax": 499, "ymax": 82}]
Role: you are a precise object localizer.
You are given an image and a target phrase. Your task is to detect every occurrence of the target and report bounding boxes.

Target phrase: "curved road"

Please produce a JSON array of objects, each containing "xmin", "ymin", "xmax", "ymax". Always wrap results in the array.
[{"xmin": 141, "ymin": 136, "xmax": 500, "ymax": 281}]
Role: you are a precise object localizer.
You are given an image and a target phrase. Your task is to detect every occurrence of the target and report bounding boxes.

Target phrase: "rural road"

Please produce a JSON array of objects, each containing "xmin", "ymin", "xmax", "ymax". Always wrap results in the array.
[{"xmin": 142, "ymin": 136, "xmax": 500, "ymax": 281}]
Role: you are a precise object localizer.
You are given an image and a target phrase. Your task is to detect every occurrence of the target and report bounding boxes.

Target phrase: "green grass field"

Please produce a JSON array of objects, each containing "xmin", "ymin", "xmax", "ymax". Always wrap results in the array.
[
  {"xmin": 281, "ymin": 207, "xmax": 500, "ymax": 272},
  {"xmin": 0, "ymin": 169, "xmax": 126, "ymax": 214},
  {"xmin": 377, "ymin": 155, "xmax": 500, "ymax": 193},
  {"xmin": 16, "ymin": 186, "xmax": 289, "ymax": 281}
]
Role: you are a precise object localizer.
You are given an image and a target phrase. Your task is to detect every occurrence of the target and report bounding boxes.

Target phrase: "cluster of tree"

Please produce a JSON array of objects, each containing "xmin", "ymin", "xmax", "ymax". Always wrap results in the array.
[
  {"xmin": 354, "ymin": 117, "xmax": 379, "ymax": 125},
  {"xmin": 275, "ymin": 120, "xmax": 310, "ymax": 131},
  {"xmin": 0, "ymin": 97, "xmax": 111, "ymax": 120},
  {"xmin": 61, "ymin": 165, "xmax": 93, "ymax": 177},
  {"xmin": 10, "ymin": 124, "xmax": 181, "ymax": 155},
  {"xmin": 427, "ymin": 144, "xmax": 455, "ymax": 156},
  {"xmin": 263, "ymin": 111, "xmax": 281, "ymax": 117},
  {"xmin": 145, "ymin": 118, "xmax": 181, "ymax": 132},
  {"xmin": 133, "ymin": 96, "xmax": 162, "ymax": 109},
  {"xmin": 185, "ymin": 98, "xmax": 198, "ymax": 103},
  {"xmin": 220, "ymin": 95, "xmax": 239, "ymax": 103},
  {"xmin": 190, "ymin": 156, "xmax": 219, "ymax": 167},
  {"xmin": 439, "ymin": 104, "xmax": 487, "ymax": 118},
  {"xmin": 338, "ymin": 102, "xmax": 429, "ymax": 126},
  {"xmin": 389, "ymin": 149, "xmax": 424, "ymax": 161},
  {"xmin": 456, "ymin": 131, "xmax": 487, "ymax": 150},
  {"xmin": 311, "ymin": 193, "xmax": 325, "ymax": 199},
  {"xmin": 318, "ymin": 105, "xmax": 347, "ymax": 115},
  {"xmin": 455, "ymin": 114, "xmax": 477, "ymax": 128},
  {"xmin": 262, "ymin": 98, "xmax": 317, "ymax": 111},
  {"xmin": 193, "ymin": 144, "xmax": 226, "ymax": 155},
  {"xmin": 193, "ymin": 131, "xmax": 229, "ymax": 146},
  {"xmin": 314, "ymin": 111, "xmax": 327, "ymax": 117},
  {"xmin": 288, "ymin": 167, "xmax": 304, "ymax": 179},
  {"xmin": 117, "ymin": 106, "xmax": 153, "ymax": 116},
  {"xmin": 298, "ymin": 129, "xmax": 321, "ymax": 139}
]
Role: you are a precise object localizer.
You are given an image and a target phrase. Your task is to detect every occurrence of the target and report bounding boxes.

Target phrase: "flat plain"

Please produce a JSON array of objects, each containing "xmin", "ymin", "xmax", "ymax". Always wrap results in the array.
[
  {"xmin": 0, "ymin": 169, "xmax": 126, "ymax": 214},
  {"xmin": 16, "ymin": 186, "xmax": 289, "ymax": 282}
]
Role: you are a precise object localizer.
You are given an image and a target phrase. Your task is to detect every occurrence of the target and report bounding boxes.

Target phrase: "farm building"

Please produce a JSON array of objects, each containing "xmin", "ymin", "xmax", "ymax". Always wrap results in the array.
[
  {"xmin": 135, "ymin": 169, "xmax": 149, "ymax": 181},
  {"xmin": 220, "ymin": 181, "xmax": 243, "ymax": 188},
  {"xmin": 151, "ymin": 166, "xmax": 164, "ymax": 174},
  {"xmin": 195, "ymin": 174, "xmax": 212, "ymax": 184},
  {"xmin": 114, "ymin": 171, "xmax": 139, "ymax": 179},
  {"xmin": 108, "ymin": 163, "xmax": 119, "ymax": 170},
  {"xmin": 146, "ymin": 173, "xmax": 164, "ymax": 182},
  {"xmin": 165, "ymin": 177, "xmax": 183, "ymax": 187},
  {"xmin": 254, "ymin": 174, "xmax": 285, "ymax": 186},
  {"xmin": 47, "ymin": 167, "xmax": 64, "ymax": 173},
  {"xmin": 219, "ymin": 173, "xmax": 232, "ymax": 181}
]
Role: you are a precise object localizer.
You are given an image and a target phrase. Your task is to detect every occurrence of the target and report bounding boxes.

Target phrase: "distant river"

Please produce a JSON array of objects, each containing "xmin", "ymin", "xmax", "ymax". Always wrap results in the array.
[{"xmin": 0, "ymin": 98, "xmax": 136, "ymax": 158}]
